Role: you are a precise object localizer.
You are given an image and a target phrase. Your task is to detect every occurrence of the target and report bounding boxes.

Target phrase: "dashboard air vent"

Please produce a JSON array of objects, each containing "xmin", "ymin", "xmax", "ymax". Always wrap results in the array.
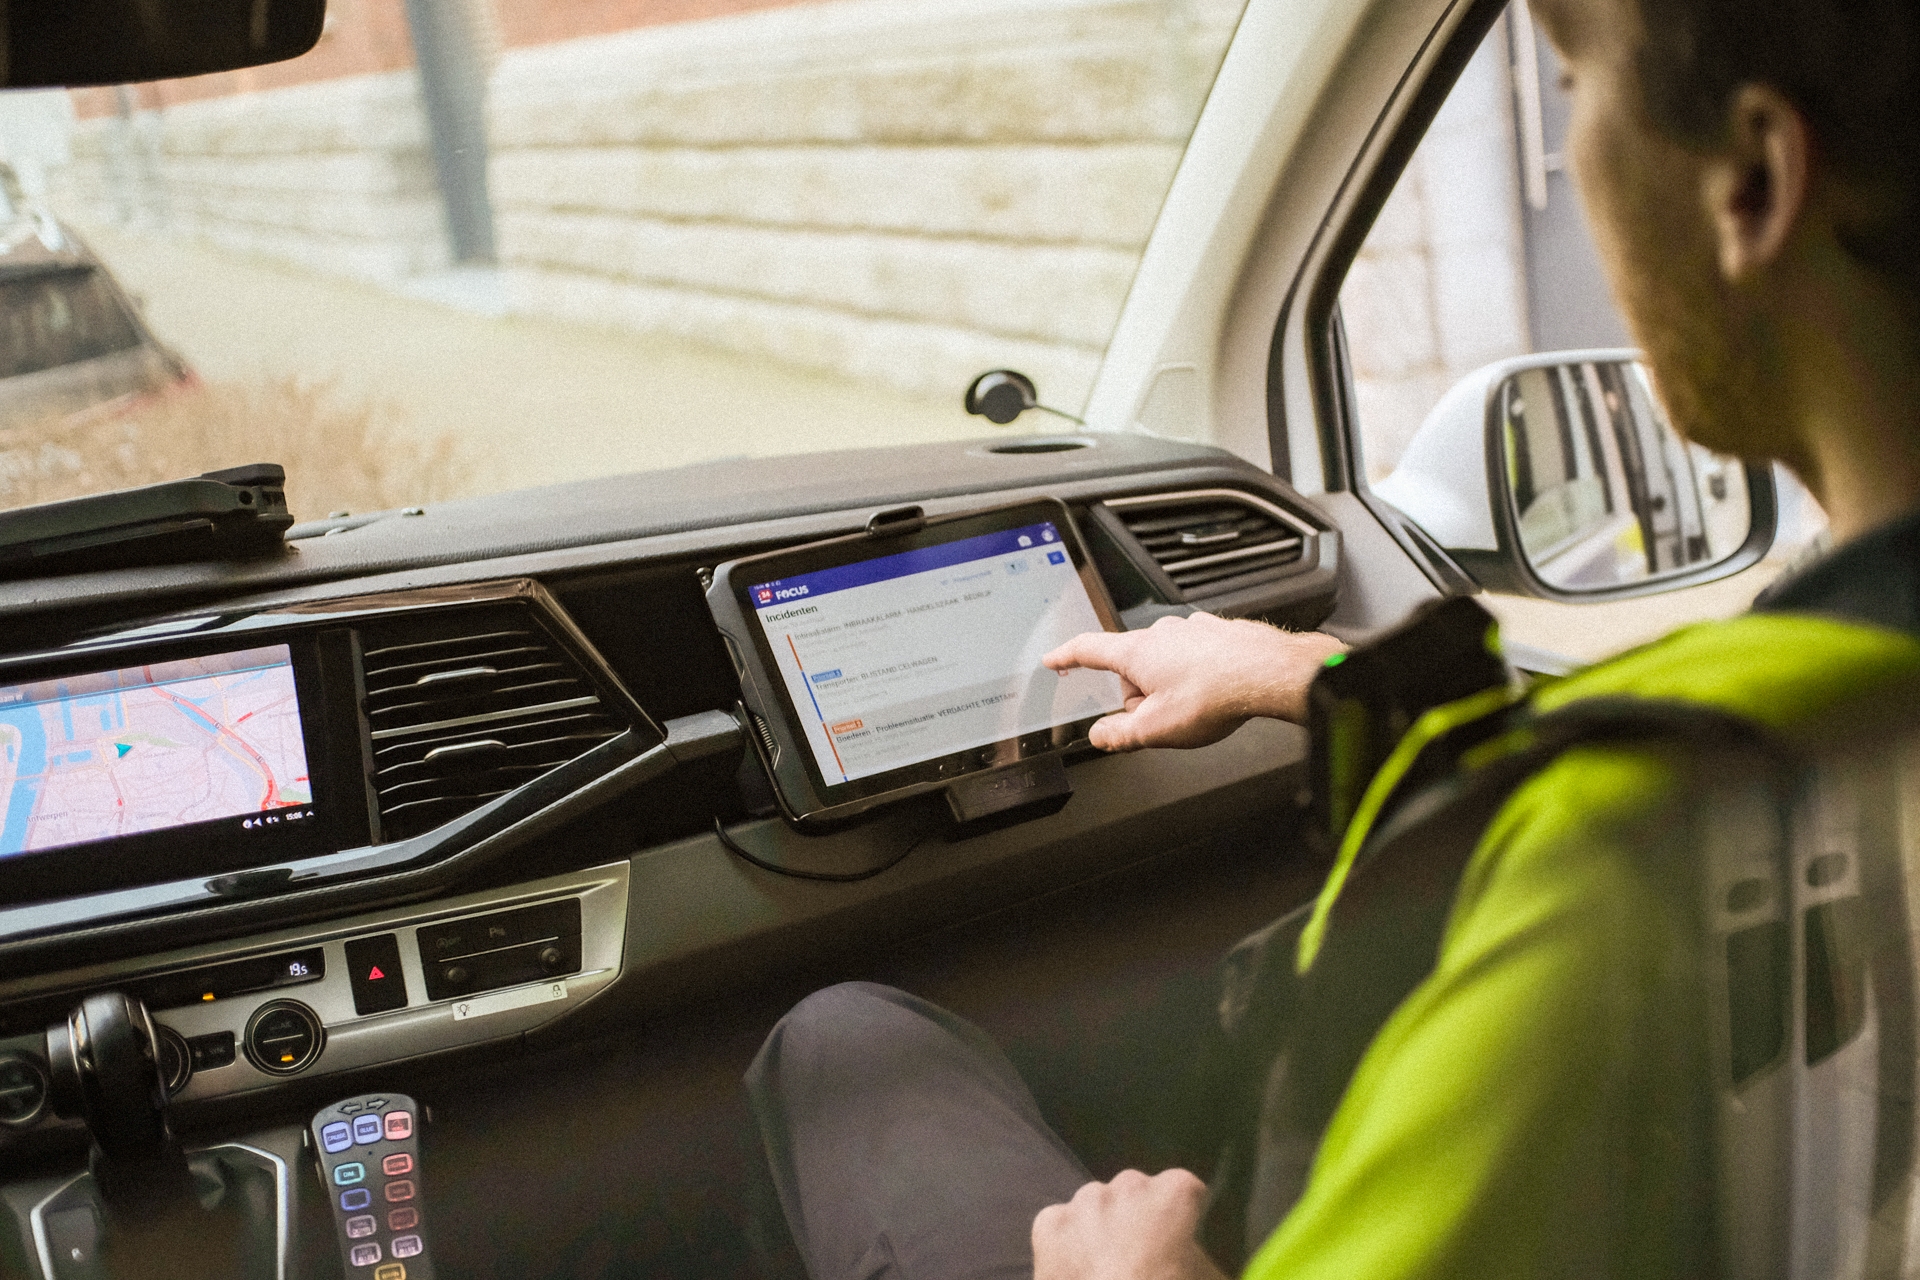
[
  {"xmin": 1105, "ymin": 491, "xmax": 1310, "ymax": 600},
  {"xmin": 359, "ymin": 607, "xmax": 626, "ymax": 842}
]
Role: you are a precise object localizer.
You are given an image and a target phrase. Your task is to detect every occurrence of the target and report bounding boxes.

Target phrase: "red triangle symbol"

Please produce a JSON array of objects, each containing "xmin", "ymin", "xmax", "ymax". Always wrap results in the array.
[{"xmin": 368, "ymin": 966, "xmax": 385, "ymax": 980}]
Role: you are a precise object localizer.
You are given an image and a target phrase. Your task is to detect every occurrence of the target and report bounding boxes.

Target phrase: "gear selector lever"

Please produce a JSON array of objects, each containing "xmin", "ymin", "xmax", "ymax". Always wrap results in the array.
[
  {"xmin": 45, "ymin": 993, "xmax": 171, "ymax": 1161},
  {"xmin": 38, "ymin": 991, "xmax": 281, "ymax": 1278}
]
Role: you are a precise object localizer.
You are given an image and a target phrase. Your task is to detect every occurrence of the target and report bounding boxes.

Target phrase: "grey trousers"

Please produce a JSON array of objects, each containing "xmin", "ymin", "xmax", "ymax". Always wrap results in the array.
[{"xmin": 745, "ymin": 982, "xmax": 1092, "ymax": 1280}]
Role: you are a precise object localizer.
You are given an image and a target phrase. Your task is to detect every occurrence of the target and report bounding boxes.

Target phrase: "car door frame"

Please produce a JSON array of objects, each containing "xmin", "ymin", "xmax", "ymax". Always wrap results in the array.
[{"xmin": 1083, "ymin": 0, "xmax": 1512, "ymax": 628}]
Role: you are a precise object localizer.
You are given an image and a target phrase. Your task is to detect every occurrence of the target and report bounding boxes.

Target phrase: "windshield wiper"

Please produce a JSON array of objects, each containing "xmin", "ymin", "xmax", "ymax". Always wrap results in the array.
[{"xmin": 0, "ymin": 462, "xmax": 292, "ymax": 580}]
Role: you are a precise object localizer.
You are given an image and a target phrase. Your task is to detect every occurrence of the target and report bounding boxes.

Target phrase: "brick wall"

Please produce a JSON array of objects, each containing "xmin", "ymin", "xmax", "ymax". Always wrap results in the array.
[
  {"xmin": 67, "ymin": 0, "xmax": 420, "ymax": 118},
  {"xmin": 491, "ymin": 0, "xmax": 814, "ymax": 49},
  {"xmin": 65, "ymin": 0, "xmax": 815, "ymax": 118}
]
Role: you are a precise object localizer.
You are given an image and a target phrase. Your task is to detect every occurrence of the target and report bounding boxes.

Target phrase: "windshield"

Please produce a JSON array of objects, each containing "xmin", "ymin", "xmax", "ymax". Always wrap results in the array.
[{"xmin": 0, "ymin": 0, "xmax": 1249, "ymax": 522}]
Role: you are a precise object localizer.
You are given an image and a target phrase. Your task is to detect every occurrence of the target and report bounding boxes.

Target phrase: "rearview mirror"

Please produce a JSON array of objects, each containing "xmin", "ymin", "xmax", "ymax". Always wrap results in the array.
[
  {"xmin": 1374, "ymin": 350, "xmax": 1775, "ymax": 600},
  {"xmin": 3, "ymin": 0, "xmax": 325, "ymax": 89}
]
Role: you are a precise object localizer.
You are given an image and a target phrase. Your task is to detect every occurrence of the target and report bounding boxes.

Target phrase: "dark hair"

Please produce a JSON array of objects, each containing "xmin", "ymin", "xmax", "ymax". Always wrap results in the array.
[{"xmin": 1632, "ymin": 0, "xmax": 1920, "ymax": 292}]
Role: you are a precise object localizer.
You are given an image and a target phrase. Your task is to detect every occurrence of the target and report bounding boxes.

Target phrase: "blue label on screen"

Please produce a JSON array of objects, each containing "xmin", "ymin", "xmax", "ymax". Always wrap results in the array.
[{"xmin": 750, "ymin": 522, "xmax": 1064, "ymax": 608}]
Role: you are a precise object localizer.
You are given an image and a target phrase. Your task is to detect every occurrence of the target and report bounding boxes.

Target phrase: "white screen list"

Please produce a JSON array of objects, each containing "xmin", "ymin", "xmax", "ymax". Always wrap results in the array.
[{"xmin": 751, "ymin": 522, "xmax": 1124, "ymax": 784}]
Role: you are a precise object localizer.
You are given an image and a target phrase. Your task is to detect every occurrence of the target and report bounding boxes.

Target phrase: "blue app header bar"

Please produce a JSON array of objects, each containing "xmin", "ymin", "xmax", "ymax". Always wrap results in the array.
[{"xmin": 751, "ymin": 521, "xmax": 1063, "ymax": 608}]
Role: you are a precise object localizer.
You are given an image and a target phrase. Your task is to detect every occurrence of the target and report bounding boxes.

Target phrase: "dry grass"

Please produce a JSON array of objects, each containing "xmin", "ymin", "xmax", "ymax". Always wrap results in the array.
[{"xmin": 0, "ymin": 377, "xmax": 476, "ymax": 522}]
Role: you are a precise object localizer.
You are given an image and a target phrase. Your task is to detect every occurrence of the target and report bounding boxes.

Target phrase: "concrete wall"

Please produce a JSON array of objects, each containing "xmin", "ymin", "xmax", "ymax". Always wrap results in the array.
[
  {"xmin": 488, "ymin": 0, "xmax": 1243, "ymax": 405},
  {"xmin": 52, "ymin": 0, "xmax": 1241, "ymax": 409},
  {"xmin": 59, "ymin": 72, "xmax": 451, "ymax": 280}
]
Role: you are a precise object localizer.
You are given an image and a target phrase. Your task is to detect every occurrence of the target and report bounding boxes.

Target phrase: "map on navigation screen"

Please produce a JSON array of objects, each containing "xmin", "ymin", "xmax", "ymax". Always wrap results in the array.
[{"xmin": 0, "ymin": 644, "xmax": 314, "ymax": 858}]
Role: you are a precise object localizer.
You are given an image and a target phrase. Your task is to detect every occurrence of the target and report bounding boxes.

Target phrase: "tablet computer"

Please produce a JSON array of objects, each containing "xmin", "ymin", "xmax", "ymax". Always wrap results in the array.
[{"xmin": 706, "ymin": 498, "xmax": 1126, "ymax": 826}]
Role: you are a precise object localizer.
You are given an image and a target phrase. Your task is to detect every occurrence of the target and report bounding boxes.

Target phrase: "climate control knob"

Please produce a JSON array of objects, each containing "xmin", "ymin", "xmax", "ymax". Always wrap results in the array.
[
  {"xmin": 244, "ymin": 1000, "xmax": 324, "ymax": 1076},
  {"xmin": 157, "ymin": 1026, "xmax": 192, "ymax": 1095},
  {"xmin": 0, "ymin": 1052, "xmax": 48, "ymax": 1127}
]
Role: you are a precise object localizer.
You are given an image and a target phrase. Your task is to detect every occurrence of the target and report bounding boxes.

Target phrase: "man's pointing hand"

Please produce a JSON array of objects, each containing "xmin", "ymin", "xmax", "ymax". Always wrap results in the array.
[{"xmin": 1043, "ymin": 613, "xmax": 1347, "ymax": 751}]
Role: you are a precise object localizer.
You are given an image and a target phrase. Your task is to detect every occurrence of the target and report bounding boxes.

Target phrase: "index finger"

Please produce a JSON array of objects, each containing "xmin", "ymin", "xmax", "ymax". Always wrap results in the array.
[{"xmin": 1042, "ymin": 629, "xmax": 1135, "ymax": 674}]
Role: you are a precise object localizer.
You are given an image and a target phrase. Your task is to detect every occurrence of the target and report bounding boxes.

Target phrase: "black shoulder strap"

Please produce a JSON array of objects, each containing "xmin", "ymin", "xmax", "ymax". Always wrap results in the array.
[
  {"xmin": 1198, "ymin": 695, "xmax": 1797, "ymax": 1271},
  {"xmin": 1305, "ymin": 595, "xmax": 1511, "ymax": 851}
]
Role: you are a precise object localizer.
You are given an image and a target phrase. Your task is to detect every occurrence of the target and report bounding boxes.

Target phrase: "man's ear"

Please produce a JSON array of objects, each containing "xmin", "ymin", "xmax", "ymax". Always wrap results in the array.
[{"xmin": 1703, "ymin": 84, "xmax": 1811, "ymax": 282}]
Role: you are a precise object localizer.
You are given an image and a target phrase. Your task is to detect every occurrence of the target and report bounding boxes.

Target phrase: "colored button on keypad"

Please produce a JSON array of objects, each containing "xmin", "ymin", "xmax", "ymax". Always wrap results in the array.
[
  {"xmin": 333, "ymin": 1162, "xmax": 366, "ymax": 1186},
  {"xmin": 339, "ymin": 1188, "xmax": 372, "ymax": 1212},
  {"xmin": 374, "ymin": 1266, "xmax": 406, "ymax": 1280},
  {"xmin": 392, "ymin": 1235, "xmax": 423, "ymax": 1259},
  {"xmin": 353, "ymin": 1114, "xmax": 384, "ymax": 1144},
  {"xmin": 387, "ymin": 1207, "xmax": 418, "ymax": 1231},
  {"xmin": 349, "ymin": 1241, "xmax": 381, "ymax": 1266},
  {"xmin": 383, "ymin": 1110, "xmax": 412, "ymax": 1140},
  {"xmin": 345, "ymin": 1214, "xmax": 376, "ymax": 1239},
  {"xmin": 384, "ymin": 1179, "xmax": 415, "ymax": 1203},
  {"xmin": 381, "ymin": 1152, "xmax": 413, "ymax": 1176},
  {"xmin": 322, "ymin": 1122, "xmax": 353, "ymax": 1153}
]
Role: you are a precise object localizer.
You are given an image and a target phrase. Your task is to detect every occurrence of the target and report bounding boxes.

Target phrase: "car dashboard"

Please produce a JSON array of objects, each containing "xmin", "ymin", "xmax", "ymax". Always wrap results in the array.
[{"xmin": 0, "ymin": 432, "xmax": 1348, "ymax": 1276}]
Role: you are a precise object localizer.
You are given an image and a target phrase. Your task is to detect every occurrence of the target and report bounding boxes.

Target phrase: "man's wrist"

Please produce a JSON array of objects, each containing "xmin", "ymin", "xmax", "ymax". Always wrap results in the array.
[{"xmin": 1249, "ymin": 627, "xmax": 1348, "ymax": 723}]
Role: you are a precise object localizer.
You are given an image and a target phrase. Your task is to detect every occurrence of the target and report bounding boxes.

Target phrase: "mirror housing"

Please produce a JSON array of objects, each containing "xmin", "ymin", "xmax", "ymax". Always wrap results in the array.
[
  {"xmin": 3, "ymin": 0, "xmax": 325, "ymax": 89},
  {"xmin": 1374, "ymin": 349, "xmax": 1776, "ymax": 601}
]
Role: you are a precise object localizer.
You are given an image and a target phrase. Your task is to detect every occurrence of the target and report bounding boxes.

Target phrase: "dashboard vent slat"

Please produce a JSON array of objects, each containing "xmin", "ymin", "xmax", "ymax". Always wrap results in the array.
[
  {"xmin": 358, "ymin": 607, "xmax": 627, "ymax": 842},
  {"xmin": 1106, "ymin": 491, "xmax": 1311, "ymax": 602}
]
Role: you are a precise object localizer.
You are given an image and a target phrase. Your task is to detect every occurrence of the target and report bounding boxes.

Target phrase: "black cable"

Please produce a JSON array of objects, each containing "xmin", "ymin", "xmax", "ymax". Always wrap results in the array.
[{"xmin": 711, "ymin": 815, "xmax": 929, "ymax": 883}]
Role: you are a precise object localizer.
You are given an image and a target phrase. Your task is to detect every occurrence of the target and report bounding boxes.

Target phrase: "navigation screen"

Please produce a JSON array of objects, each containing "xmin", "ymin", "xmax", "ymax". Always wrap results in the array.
[
  {"xmin": 0, "ymin": 645, "xmax": 314, "ymax": 857},
  {"xmin": 750, "ymin": 520, "xmax": 1124, "ymax": 785}
]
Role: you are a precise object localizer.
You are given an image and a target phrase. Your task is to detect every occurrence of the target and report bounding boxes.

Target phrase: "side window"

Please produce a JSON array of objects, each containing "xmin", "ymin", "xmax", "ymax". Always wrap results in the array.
[{"xmin": 1335, "ymin": 4, "xmax": 1826, "ymax": 664}]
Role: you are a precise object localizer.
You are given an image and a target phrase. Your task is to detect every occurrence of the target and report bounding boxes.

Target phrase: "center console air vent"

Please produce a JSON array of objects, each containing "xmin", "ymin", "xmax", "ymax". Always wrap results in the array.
[
  {"xmin": 1103, "ymin": 490, "xmax": 1312, "ymax": 601},
  {"xmin": 359, "ymin": 607, "xmax": 628, "ymax": 842}
]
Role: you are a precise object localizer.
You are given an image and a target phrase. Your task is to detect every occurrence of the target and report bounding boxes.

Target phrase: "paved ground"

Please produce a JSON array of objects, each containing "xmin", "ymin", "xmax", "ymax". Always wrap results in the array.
[{"xmin": 80, "ymin": 225, "xmax": 982, "ymax": 498}]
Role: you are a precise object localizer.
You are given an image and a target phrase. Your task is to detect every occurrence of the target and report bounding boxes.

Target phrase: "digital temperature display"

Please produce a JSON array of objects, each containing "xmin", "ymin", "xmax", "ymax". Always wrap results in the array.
[{"xmin": 136, "ymin": 946, "xmax": 327, "ymax": 1010}]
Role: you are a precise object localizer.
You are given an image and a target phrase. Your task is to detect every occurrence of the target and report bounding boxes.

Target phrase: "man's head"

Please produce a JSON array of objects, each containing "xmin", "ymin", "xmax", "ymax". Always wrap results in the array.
[{"xmin": 1532, "ymin": 0, "xmax": 1920, "ymax": 492}]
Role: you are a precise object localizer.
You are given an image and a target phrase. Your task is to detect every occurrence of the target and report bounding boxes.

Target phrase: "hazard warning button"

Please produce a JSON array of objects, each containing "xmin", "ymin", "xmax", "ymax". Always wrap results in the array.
[{"xmin": 344, "ymin": 934, "xmax": 409, "ymax": 1016}]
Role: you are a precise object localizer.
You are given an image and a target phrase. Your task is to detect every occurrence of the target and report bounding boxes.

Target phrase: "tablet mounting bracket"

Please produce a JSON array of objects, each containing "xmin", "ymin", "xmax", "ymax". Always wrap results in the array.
[
  {"xmin": 944, "ymin": 754, "xmax": 1074, "ymax": 825},
  {"xmin": 864, "ymin": 505, "xmax": 926, "ymax": 537}
]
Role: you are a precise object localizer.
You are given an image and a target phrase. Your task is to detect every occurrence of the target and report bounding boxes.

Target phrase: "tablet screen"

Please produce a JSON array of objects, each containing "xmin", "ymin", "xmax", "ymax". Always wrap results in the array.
[{"xmin": 747, "ymin": 519, "xmax": 1125, "ymax": 785}]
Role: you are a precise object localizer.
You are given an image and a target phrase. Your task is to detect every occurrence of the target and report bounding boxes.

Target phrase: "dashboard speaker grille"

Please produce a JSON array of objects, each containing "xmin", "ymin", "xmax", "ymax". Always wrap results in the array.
[
  {"xmin": 359, "ymin": 606, "xmax": 625, "ymax": 842},
  {"xmin": 1106, "ymin": 491, "xmax": 1309, "ymax": 601}
]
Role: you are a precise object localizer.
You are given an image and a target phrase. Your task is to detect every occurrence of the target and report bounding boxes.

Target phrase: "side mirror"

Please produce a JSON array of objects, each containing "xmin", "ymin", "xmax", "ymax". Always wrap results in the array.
[
  {"xmin": 3, "ymin": 0, "xmax": 325, "ymax": 89},
  {"xmin": 1374, "ymin": 350, "xmax": 1775, "ymax": 600}
]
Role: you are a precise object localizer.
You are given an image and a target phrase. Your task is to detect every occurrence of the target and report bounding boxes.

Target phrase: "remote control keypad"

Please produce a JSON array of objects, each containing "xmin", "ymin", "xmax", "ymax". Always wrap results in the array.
[{"xmin": 313, "ymin": 1094, "xmax": 433, "ymax": 1279}]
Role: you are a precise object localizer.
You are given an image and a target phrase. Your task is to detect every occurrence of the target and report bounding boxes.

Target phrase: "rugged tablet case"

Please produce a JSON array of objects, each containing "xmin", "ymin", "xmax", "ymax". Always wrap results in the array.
[{"xmin": 705, "ymin": 497, "xmax": 1119, "ymax": 829}]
